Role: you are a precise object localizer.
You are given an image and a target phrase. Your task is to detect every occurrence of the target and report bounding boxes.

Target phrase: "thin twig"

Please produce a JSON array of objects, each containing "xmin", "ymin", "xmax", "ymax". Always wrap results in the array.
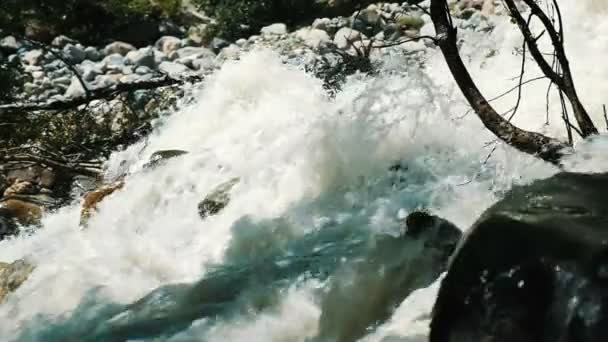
[
  {"xmin": 507, "ymin": 15, "xmax": 532, "ymax": 122},
  {"xmin": 0, "ymin": 75, "xmax": 201, "ymax": 113},
  {"xmin": 373, "ymin": 35, "xmax": 438, "ymax": 48},
  {"xmin": 603, "ymin": 104, "xmax": 608, "ymax": 131}
]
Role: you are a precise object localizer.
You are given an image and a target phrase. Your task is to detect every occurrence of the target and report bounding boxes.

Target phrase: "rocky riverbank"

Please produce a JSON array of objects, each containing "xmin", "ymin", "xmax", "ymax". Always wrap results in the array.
[{"xmin": 0, "ymin": 0, "xmax": 499, "ymax": 103}]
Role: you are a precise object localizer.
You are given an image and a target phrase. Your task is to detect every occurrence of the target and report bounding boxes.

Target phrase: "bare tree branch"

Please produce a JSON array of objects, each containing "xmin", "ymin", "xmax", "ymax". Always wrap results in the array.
[
  {"xmin": 0, "ymin": 153, "xmax": 101, "ymax": 177},
  {"xmin": 0, "ymin": 75, "xmax": 201, "ymax": 113},
  {"xmin": 503, "ymin": 0, "xmax": 598, "ymax": 137},
  {"xmin": 429, "ymin": 0, "xmax": 570, "ymax": 165}
]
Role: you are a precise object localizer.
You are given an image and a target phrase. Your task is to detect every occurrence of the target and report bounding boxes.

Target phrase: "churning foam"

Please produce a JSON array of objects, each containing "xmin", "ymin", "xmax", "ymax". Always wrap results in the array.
[{"xmin": 1, "ymin": 1, "xmax": 608, "ymax": 341}]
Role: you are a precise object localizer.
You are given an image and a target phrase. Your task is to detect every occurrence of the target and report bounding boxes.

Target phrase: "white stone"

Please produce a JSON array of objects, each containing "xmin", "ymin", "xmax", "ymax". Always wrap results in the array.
[
  {"xmin": 295, "ymin": 28, "xmax": 331, "ymax": 49},
  {"xmin": 51, "ymin": 35, "xmax": 77, "ymax": 48},
  {"xmin": 312, "ymin": 18, "xmax": 331, "ymax": 31},
  {"xmin": 125, "ymin": 47, "xmax": 156, "ymax": 68},
  {"xmin": 22, "ymin": 49, "xmax": 44, "ymax": 65},
  {"xmin": 63, "ymin": 43, "xmax": 86, "ymax": 63},
  {"xmin": 65, "ymin": 76, "xmax": 86, "ymax": 98},
  {"xmin": 261, "ymin": 23, "xmax": 288, "ymax": 36},
  {"xmin": 154, "ymin": 36, "xmax": 182, "ymax": 55},
  {"xmin": 158, "ymin": 61, "xmax": 190, "ymax": 77},
  {"xmin": 333, "ymin": 28, "xmax": 365, "ymax": 50},
  {"xmin": 0, "ymin": 36, "xmax": 21, "ymax": 51},
  {"xmin": 103, "ymin": 41, "xmax": 136, "ymax": 56},
  {"xmin": 174, "ymin": 47, "xmax": 215, "ymax": 60}
]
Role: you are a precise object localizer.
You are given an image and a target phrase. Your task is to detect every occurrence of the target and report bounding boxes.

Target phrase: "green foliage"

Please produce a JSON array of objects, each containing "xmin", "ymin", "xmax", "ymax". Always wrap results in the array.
[
  {"xmin": 0, "ymin": 0, "xmax": 183, "ymax": 45},
  {"xmin": 0, "ymin": 88, "xmax": 179, "ymax": 162},
  {"xmin": 194, "ymin": 0, "xmax": 373, "ymax": 41}
]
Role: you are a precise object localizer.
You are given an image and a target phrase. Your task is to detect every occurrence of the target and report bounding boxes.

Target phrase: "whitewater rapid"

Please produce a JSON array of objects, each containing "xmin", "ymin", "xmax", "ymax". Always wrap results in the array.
[{"xmin": 1, "ymin": 1, "xmax": 608, "ymax": 340}]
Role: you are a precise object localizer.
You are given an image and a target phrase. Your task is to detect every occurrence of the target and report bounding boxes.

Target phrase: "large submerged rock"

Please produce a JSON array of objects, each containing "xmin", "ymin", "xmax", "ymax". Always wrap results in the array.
[{"xmin": 430, "ymin": 172, "xmax": 608, "ymax": 342}]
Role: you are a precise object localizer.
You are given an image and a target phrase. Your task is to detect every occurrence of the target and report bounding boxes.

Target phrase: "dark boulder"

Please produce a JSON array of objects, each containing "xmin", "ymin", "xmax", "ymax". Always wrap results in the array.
[
  {"xmin": 430, "ymin": 172, "xmax": 608, "ymax": 342},
  {"xmin": 142, "ymin": 149, "xmax": 188, "ymax": 169},
  {"xmin": 198, "ymin": 177, "xmax": 239, "ymax": 219}
]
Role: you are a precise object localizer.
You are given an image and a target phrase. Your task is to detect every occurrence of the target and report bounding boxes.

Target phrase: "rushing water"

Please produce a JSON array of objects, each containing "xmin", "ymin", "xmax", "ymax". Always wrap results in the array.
[{"xmin": 2, "ymin": 1, "xmax": 608, "ymax": 341}]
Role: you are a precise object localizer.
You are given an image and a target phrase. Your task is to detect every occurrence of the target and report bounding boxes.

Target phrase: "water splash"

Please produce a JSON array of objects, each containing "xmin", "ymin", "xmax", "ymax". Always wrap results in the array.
[{"xmin": 2, "ymin": 1, "xmax": 608, "ymax": 340}]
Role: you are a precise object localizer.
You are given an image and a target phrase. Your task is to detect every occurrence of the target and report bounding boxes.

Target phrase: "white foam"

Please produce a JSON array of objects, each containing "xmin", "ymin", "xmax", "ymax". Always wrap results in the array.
[{"xmin": 2, "ymin": 1, "xmax": 608, "ymax": 340}]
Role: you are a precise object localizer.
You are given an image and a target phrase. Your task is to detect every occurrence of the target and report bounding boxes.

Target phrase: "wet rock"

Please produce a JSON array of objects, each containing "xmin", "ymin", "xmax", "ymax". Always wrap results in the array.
[
  {"xmin": 155, "ymin": 36, "xmax": 182, "ymax": 55},
  {"xmin": 65, "ymin": 76, "xmax": 86, "ymax": 98},
  {"xmin": 51, "ymin": 35, "xmax": 77, "ymax": 48},
  {"xmin": 191, "ymin": 57, "xmax": 216, "ymax": 72},
  {"xmin": 103, "ymin": 41, "xmax": 136, "ymax": 56},
  {"xmin": 79, "ymin": 181, "xmax": 125, "ymax": 228},
  {"xmin": 119, "ymin": 74, "xmax": 145, "ymax": 83},
  {"xmin": 52, "ymin": 76, "xmax": 72, "ymax": 88},
  {"xmin": 22, "ymin": 49, "xmax": 44, "ymax": 65},
  {"xmin": 0, "ymin": 36, "xmax": 21, "ymax": 53},
  {"xmin": 143, "ymin": 150, "xmax": 188, "ymax": 169},
  {"xmin": 31, "ymin": 71, "xmax": 45, "ymax": 80},
  {"xmin": 333, "ymin": 28, "xmax": 365, "ymax": 50},
  {"xmin": 395, "ymin": 14, "xmax": 425, "ymax": 31},
  {"xmin": 101, "ymin": 53, "xmax": 125, "ymax": 73},
  {"xmin": 94, "ymin": 74, "xmax": 121, "ymax": 88},
  {"xmin": 430, "ymin": 172, "xmax": 608, "ymax": 342},
  {"xmin": 131, "ymin": 66, "xmax": 150, "ymax": 76},
  {"xmin": 312, "ymin": 18, "xmax": 331, "ymax": 31},
  {"xmin": 62, "ymin": 43, "xmax": 86, "ymax": 64},
  {"xmin": 7, "ymin": 194, "xmax": 59, "ymax": 210},
  {"xmin": 0, "ymin": 199, "xmax": 43, "ymax": 239},
  {"xmin": 172, "ymin": 46, "xmax": 214, "ymax": 60},
  {"xmin": 71, "ymin": 175, "xmax": 99, "ymax": 195},
  {"xmin": 154, "ymin": 50, "xmax": 169, "ymax": 65},
  {"xmin": 84, "ymin": 46, "xmax": 103, "ymax": 61},
  {"xmin": 261, "ymin": 23, "xmax": 288, "ymax": 36},
  {"xmin": 125, "ymin": 47, "xmax": 156, "ymax": 69},
  {"xmin": 382, "ymin": 23, "xmax": 402, "ymax": 40},
  {"xmin": 44, "ymin": 59, "xmax": 64, "ymax": 72},
  {"xmin": 198, "ymin": 178, "xmax": 240, "ymax": 219},
  {"xmin": 217, "ymin": 45, "xmax": 240, "ymax": 61},
  {"xmin": 0, "ymin": 259, "xmax": 35, "ymax": 303},
  {"xmin": 3, "ymin": 180, "xmax": 37, "ymax": 197},
  {"xmin": 5, "ymin": 166, "xmax": 56, "ymax": 190},
  {"xmin": 81, "ymin": 62, "xmax": 103, "ymax": 82},
  {"xmin": 158, "ymin": 61, "xmax": 190, "ymax": 76},
  {"xmin": 210, "ymin": 37, "xmax": 230, "ymax": 54},
  {"xmin": 295, "ymin": 28, "xmax": 331, "ymax": 49},
  {"xmin": 351, "ymin": 6, "xmax": 385, "ymax": 36}
]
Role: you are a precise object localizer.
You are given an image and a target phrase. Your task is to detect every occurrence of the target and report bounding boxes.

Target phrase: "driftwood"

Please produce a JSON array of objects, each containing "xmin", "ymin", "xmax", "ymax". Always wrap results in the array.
[{"xmin": 0, "ymin": 146, "xmax": 103, "ymax": 178}]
